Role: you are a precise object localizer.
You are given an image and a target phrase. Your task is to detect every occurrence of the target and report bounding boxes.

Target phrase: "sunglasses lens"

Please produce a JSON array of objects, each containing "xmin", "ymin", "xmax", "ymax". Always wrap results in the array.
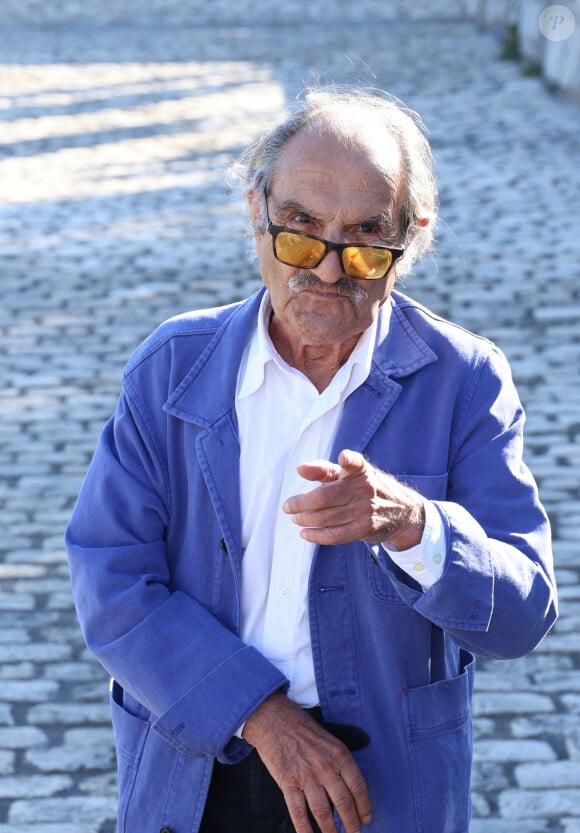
[
  {"xmin": 274, "ymin": 231, "xmax": 326, "ymax": 269},
  {"xmin": 343, "ymin": 247, "xmax": 393, "ymax": 279}
]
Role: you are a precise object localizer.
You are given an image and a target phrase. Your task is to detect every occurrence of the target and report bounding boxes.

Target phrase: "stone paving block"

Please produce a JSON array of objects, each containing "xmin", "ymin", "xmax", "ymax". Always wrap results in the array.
[
  {"xmin": 25, "ymin": 744, "xmax": 115, "ymax": 773},
  {"xmin": 0, "ymin": 663, "xmax": 35, "ymax": 680},
  {"xmin": 43, "ymin": 662, "xmax": 105, "ymax": 682},
  {"xmin": 0, "ymin": 629, "xmax": 28, "ymax": 644},
  {"xmin": 27, "ymin": 702, "xmax": 111, "ymax": 726},
  {"xmin": 0, "ymin": 727, "xmax": 47, "ymax": 749},
  {"xmin": 0, "ymin": 681, "xmax": 59, "ymax": 703},
  {"xmin": 8, "ymin": 796, "xmax": 115, "ymax": 826},
  {"xmin": 12, "ymin": 578, "xmax": 73, "ymax": 595},
  {"xmin": 500, "ymin": 788, "xmax": 580, "ymax": 817},
  {"xmin": 515, "ymin": 760, "xmax": 580, "ymax": 789},
  {"xmin": 0, "ymin": 564, "xmax": 46, "ymax": 579},
  {"xmin": 474, "ymin": 671, "xmax": 532, "ymax": 691},
  {"xmin": 470, "ymin": 821, "xmax": 549, "ymax": 832},
  {"xmin": 472, "ymin": 692, "xmax": 555, "ymax": 716},
  {"xmin": 0, "ymin": 593, "xmax": 36, "ymax": 610},
  {"xmin": 494, "ymin": 654, "xmax": 573, "ymax": 673},
  {"xmin": 0, "ymin": 644, "xmax": 72, "ymax": 663},
  {"xmin": 533, "ymin": 671, "xmax": 580, "ymax": 692},
  {"xmin": 512, "ymin": 714, "xmax": 580, "ymax": 740},
  {"xmin": 0, "ymin": 827, "xmax": 100, "ymax": 833},
  {"xmin": 474, "ymin": 740, "xmax": 556, "ymax": 763},
  {"xmin": 0, "ymin": 612, "xmax": 60, "ymax": 629},
  {"xmin": 0, "ymin": 775, "xmax": 73, "ymax": 798}
]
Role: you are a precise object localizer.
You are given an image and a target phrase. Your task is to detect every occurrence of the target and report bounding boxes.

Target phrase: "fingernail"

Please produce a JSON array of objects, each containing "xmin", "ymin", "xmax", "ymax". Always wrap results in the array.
[
  {"xmin": 362, "ymin": 815, "xmax": 372, "ymax": 825},
  {"xmin": 282, "ymin": 500, "xmax": 289, "ymax": 512}
]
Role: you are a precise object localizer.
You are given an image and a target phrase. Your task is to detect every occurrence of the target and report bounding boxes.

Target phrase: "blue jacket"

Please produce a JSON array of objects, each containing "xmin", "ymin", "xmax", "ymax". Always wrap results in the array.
[{"xmin": 66, "ymin": 288, "xmax": 557, "ymax": 833}]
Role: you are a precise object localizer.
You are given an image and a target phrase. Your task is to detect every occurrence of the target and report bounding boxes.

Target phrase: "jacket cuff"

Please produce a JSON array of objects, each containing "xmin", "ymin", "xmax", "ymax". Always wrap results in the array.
[
  {"xmin": 151, "ymin": 645, "xmax": 288, "ymax": 759},
  {"xmin": 381, "ymin": 500, "xmax": 447, "ymax": 590}
]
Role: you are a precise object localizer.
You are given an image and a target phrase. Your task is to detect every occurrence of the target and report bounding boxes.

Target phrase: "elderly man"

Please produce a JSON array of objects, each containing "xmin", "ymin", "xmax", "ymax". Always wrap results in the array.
[{"xmin": 66, "ymin": 87, "xmax": 557, "ymax": 833}]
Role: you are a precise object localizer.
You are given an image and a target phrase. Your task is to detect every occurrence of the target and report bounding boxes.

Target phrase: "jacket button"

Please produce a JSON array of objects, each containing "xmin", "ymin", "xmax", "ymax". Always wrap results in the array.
[{"xmin": 160, "ymin": 828, "xmax": 172, "ymax": 833}]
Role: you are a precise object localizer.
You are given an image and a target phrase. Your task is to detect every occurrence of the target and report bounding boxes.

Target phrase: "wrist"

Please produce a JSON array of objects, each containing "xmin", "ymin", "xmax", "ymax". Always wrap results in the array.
[
  {"xmin": 387, "ymin": 500, "xmax": 425, "ymax": 551},
  {"xmin": 241, "ymin": 690, "xmax": 289, "ymax": 747}
]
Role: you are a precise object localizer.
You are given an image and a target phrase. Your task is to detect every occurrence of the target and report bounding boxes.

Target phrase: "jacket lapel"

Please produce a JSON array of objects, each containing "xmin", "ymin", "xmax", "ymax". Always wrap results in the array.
[
  {"xmin": 164, "ymin": 291, "xmax": 265, "ymax": 579},
  {"xmin": 331, "ymin": 293, "xmax": 438, "ymax": 460},
  {"xmin": 164, "ymin": 291, "xmax": 264, "ymax": 428}
]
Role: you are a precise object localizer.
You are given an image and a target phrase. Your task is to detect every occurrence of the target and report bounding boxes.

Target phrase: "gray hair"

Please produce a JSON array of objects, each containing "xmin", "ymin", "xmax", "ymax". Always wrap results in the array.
[{"xmin": 230, "ymin": 85, "xmax": 438, "ymax": 275}]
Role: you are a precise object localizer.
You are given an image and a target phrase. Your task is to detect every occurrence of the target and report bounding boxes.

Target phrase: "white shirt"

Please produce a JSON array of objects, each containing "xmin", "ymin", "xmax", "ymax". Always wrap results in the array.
[{"xmin": 236, "ymin": 292, "xmax": 445, "ymax": 707}]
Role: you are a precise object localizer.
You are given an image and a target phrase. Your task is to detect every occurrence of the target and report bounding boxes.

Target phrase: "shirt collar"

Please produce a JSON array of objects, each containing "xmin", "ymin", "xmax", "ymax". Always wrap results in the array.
[{"xmin": 237, "ymin": 290, "xmax": 387, "ymax": 401}]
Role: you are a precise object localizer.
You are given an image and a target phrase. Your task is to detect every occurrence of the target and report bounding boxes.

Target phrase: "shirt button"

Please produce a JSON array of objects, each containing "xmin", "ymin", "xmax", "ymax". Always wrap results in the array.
[
  {"xmin": 433, "ymin": 553, "xmax": 443, "ymax": 565},
  {"xmin": 413, "ymin": 561, "xmax": 425, "ymax": 572},
  {"xmin": 280, "ymin": 586, "xmax": 291, "ymax": 598}
]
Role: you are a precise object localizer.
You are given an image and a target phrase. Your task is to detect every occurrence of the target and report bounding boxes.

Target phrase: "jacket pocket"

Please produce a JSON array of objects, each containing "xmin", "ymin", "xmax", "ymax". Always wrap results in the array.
[
  {"xmin": 110, "ymin": 681, "xmax": 151, "ymax": 832},
  {"xmin": 401, "ymin": 653, "xmax": 474, "ymax": 833},
  {"xmin": 395, "ymin": 471, "xmax": 448, "ymax": 500},
  {"xmin": 110, "ymin": 681, "xmax": 209, "ymax": 833}
]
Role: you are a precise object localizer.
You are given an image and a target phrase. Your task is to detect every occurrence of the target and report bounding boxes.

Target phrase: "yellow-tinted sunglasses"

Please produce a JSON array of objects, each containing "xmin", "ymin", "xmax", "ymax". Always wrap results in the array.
[{"xmin": 264, "ymin": 190, "xmax": 404, "ymax": 280}]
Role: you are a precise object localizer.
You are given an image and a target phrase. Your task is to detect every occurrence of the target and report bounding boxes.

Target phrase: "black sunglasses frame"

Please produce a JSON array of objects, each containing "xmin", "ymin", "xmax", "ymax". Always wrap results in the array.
[{"xmin": 263, "ymin": 189, "xmax": 405, "ymax": 280}]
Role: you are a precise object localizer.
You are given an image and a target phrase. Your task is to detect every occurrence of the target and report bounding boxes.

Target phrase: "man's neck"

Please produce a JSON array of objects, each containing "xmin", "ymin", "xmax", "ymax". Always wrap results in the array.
[{"xmin": 268, "ymin": 318, "xmax": 361, "ymax": 393}]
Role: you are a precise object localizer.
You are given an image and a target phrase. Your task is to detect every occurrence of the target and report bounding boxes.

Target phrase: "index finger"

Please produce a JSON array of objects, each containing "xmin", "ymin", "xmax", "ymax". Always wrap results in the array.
[
  {"xmin": 282, "ymin": 479, "xmax": 349, "ymax": 516},
  {"xmin": 296, "ymin": 459, "xmax": 343, "ymax": 483}
]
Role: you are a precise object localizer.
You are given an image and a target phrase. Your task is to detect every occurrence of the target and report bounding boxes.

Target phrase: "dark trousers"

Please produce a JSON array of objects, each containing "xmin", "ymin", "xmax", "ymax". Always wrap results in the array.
[
  {"xmin": 199, "ymin": 708, "xmax": 369, "ymax": 833},
  {"xmin": 199, "ymin": 747, "xmax": 322, "ymax": 833}
]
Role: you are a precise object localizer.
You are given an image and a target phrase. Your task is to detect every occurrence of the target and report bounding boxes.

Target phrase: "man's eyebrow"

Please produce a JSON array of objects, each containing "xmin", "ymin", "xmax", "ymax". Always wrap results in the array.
[
  {"xmin": 274, "ymin": 198, "xmax": 315, "ymax": 216},
  {"xmin": 272, "ymin": 200, "xmax": 394, "ymax": 228},
  {"xmin": 360, "ymin": 211, "xmax": 393, "ymax": 228}
]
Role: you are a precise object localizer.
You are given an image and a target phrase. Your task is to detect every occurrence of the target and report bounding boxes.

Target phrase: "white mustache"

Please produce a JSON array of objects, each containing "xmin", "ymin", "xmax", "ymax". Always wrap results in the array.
[{"xmin": 288, "ymin": 272, "xmax": 368, "ymax": 307}]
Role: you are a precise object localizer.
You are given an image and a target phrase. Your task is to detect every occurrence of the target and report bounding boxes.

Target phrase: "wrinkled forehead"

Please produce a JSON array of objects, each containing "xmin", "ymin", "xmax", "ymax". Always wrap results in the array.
[{"xmin": 272, "ymin": 124, "xmax": 406, "ymax": 214}]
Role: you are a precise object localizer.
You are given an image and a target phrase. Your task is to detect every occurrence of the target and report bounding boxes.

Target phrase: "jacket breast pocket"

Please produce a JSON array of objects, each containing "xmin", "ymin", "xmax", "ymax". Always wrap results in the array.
[
  {"xmin": 395, "ymin": 471, "xmax": 449, "ymax": 500},
  {"xmin": 402, "ymin": 653, "xmax": 474, "ymax": 833},
  {"xmin": 110, "ymin": 681, "xmax": 208, "ymax": 833}
]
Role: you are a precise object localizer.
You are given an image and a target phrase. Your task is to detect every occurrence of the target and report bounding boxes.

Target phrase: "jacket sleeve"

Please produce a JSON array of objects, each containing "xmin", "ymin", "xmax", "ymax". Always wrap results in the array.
[
  {"xmin": 65, "ymin": 388, "xmax": 287, "ymax": 762},
  {"xmin": 368, "ymin": 345, "xmax": 557, "ymax": 658}
]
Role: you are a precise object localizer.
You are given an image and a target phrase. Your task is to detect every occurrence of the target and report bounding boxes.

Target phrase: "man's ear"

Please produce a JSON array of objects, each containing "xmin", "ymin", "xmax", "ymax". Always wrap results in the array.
[{"xmin": 246, "ymin": 188, "xmax": 261, "ymax": 229}]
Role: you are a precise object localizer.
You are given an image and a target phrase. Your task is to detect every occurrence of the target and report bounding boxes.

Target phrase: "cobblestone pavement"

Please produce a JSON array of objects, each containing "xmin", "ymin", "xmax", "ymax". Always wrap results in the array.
[{"xmin": 1, "ymin": 2, "xmax": 579, "ymax": 831}]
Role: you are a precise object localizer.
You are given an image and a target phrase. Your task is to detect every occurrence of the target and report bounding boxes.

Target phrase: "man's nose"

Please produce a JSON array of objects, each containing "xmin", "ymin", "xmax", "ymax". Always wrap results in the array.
[{"xmin": 312, "ymin": 249, "xmax": 344, "ymax": 284}]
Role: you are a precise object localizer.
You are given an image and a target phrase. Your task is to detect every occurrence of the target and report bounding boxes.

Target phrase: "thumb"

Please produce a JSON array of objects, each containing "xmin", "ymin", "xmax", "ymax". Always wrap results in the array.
[{"xmin": 337, "ymin": 449, "xmax": 367, "ymax": 480}]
